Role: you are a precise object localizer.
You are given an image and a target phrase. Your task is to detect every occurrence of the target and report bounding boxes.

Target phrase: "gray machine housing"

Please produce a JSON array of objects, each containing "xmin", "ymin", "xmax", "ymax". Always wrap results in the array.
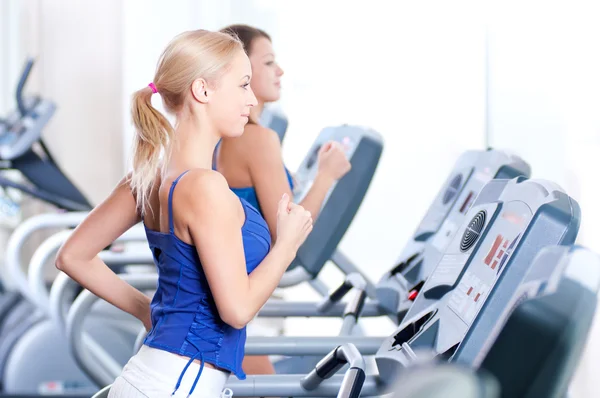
[
  {"xmin": 255, "ymin": 149, "xmax": 531, "ymax": 323},
  {"xmin": 0, "ymin": 57, "xmax": 92, "ymax": 212},
  {"xmin": 259, "ymin": 107, "xmax": 288, "ymax": 142},
  {"xmin": 472, "ymin": 246, "xmax": 600, "ymax": 398},
  {"xmin": 375, "ymin": 177, "xmax": 580, "ymax": 382},
  {"xmin": 388, "ymin": 363, "xmax": 499, "ymax": 398},
  {"xmin": 281, "ymin": 125, "xmax": 383, "ymax": 285},
  {"xmin": 376, "ymin": 149, "xmax": 531, "ymax": 322},
  {"xmin": 387, "ymin": 245, "xmax": 599, "ymax": 398}
]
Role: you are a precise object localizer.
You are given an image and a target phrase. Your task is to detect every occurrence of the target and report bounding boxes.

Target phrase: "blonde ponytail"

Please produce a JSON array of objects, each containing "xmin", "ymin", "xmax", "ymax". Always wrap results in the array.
[{"xmin": 130, "ymin": 85, "xmax": 174, "ymax": 214}]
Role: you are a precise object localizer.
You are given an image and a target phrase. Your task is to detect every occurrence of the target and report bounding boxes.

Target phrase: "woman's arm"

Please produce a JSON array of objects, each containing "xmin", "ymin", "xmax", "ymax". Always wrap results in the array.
[
  {"xmin": 56, "ymin": 175, "xmax": 152, "ymax": 330},
  {"xmin": 244, "ymin": 126, "xmax": 336, "ymax": 242}
]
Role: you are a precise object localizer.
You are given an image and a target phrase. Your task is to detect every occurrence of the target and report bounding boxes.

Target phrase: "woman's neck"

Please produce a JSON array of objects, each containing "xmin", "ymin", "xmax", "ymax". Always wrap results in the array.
[{"xmin": 168, "ymin": 112, "xmax": 220, "ymax": 172}]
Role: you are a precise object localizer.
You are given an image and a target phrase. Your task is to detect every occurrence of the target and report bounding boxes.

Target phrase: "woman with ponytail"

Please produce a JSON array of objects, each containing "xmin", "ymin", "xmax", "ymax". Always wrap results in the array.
[{"xmin": 56, "ymin": 29, "xmax": 313, "ymax": 397}]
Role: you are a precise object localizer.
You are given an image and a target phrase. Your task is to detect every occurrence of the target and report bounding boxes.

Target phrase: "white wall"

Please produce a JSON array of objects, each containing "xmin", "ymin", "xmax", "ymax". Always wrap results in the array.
[
  {"xmin": 37, "ymin": 0, "xmax": 125, "ymax": 204},
  {"xmin": 487, "ymin": 0, "xmax": 600, "ymax": 252},
  {"xmin": 122, "ymin": 0, "xmax": 203, "ymax": 169},
  {"xmin": 273, "ymin": 0, "xmax": 487, "ymax": 284},
  {"xmin": 0, "ymin": 0, "xmax": 38, "ymax": 115},
  {"xmin": 486, "ymin": 1, "xmax": 600, "ymax": 395},
  {"xmin": 2, "ymin": 0, "xmax": 125, "ymax": 204}
]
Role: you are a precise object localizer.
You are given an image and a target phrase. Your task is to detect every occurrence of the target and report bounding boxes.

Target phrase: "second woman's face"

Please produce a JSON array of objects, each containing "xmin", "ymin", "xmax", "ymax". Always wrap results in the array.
[{"xmin": 249, "ymin": 37, "xmax": 284, "ymax": 103}]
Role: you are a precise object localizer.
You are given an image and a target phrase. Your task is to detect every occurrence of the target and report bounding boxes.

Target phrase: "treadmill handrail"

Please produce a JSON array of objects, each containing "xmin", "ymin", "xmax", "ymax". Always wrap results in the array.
[
  {"xmin": 28, "ymin": 225, "xmax": 150, "ymax": 312},
  {"xmin": 5, "ymin": 211, "xmax": 90, "ymax": 301},
  {"xmin": 0, "ymin": 175, "xmax": 92, "ymax": 211},
  {"xmin": 257, "ymin": 300, "xmax": 383, "ymax": 318},
  {"xmin": 225, "ymin": 373, "xmax": 383, "ymax": 397},
  {"xmin": 244, "ymin": 336, "xmax": 384, "ymax": 356},
  {"xmin": 279, "ymin": 266, "xmax": 313, "ymax": 287},
  {"xmin": 49, "ymin": 272, "xmax": 75, "ymax": 329},
  {"xmin": 317, "ymin": 273, "xmax": 367, "ymax": 313},
  {"xmin": 49, "ymin": 251, "xmax": 155, "ymax": 331},
  {"xmin": 16, "ymin": 58, "xmax": 35, "ymax": 117},
  {"xmin": 301, "ymin": 343, "xmax": 365, "ymax": 395},
  {"xmin": 67, "ymin": 273, "xmax": 158, "ymax": 386}
]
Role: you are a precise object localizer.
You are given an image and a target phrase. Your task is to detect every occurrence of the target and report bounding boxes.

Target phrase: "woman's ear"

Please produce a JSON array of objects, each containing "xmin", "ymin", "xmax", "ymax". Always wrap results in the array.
[{"xmin": 191, "ymin": 78, "xmax": 210, "ymax": 103}]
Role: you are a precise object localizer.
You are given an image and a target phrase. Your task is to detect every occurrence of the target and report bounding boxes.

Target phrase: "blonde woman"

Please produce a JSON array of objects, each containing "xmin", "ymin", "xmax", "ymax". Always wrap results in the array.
[{"xmin": 56, "ymin": 29, "xmax": 313, "ymax": 397}]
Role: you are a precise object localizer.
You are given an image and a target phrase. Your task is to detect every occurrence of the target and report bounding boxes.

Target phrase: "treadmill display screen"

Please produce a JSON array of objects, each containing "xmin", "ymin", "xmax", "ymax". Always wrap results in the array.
[
  {"xmin": 305, "ymin": 144, "xmax": 321, "ymax": 169},
  {"xmin": 459, "ymin": 191, "xmax": 475, "ymax": 214},
  {"xmin": 0, "ymin": 122, "xmax": 26, "ymax": 145},
  {"xmin": 447, "ymin": 202, "xmax": 532, "ymax": 326}
]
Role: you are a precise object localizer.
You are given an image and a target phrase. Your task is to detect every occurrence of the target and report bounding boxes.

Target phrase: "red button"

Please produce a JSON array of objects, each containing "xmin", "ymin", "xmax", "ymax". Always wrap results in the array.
[{"xmin": 408, "ymin": 290, "xmax": 418, "ymax": 301}]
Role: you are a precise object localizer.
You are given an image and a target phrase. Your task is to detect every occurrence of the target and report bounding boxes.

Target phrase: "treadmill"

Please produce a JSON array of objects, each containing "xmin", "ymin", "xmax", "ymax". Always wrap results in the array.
[{"xmin": 74, "ymin": 177, "xmax": 584, "ymax": 396}]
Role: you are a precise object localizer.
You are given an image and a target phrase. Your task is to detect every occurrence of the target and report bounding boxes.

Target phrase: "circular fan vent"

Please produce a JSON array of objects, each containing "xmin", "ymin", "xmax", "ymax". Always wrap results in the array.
[
  {"xmin": 442, "ymin": 174, "xmax": 463, "ymax": 205},
  {"xmin": 460, "ymin": 210, "xmax": 486, "ymax": 252}
]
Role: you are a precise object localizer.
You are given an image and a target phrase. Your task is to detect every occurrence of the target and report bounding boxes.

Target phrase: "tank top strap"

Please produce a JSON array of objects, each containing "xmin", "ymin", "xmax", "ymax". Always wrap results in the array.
[
  {"xmin": 212, "ymin": 139, "xmax": 222, "ymax": 171},
  {"xmin": 168, "ymin": 170, "xmax": 191, "ymax": 234}
]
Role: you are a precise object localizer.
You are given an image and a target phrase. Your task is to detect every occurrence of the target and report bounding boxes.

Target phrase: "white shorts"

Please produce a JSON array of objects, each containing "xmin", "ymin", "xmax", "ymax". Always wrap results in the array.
[{"xmin": 108, "ymin": 345, "xmax": 230, "ymax": 398}]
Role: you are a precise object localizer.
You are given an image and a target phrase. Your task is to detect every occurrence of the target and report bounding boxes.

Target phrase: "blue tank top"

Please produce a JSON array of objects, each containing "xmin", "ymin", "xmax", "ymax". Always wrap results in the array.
[
  {"xmin": 142, "ymin": 170, "xmax": 271, "ymax": 396},
  {"xmin": 213, "ymin": 140, "xmax": 295, "ymax": 214}
]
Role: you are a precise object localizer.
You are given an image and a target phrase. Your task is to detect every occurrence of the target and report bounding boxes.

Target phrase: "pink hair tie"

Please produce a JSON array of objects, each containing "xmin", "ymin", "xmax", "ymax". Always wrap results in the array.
[{"xmin": 148, "ymin": 83, "xmax": 158, "ymax": 94}]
